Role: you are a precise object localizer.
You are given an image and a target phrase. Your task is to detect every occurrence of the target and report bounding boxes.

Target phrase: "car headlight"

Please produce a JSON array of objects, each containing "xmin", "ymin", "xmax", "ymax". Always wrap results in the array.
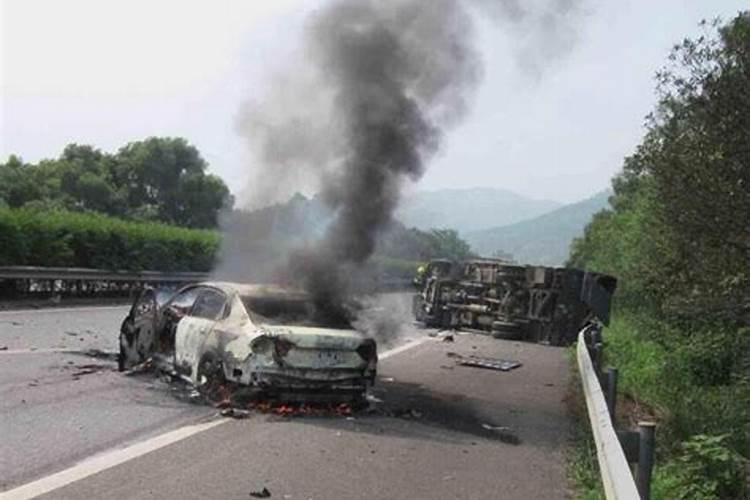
[{"xmin": 250, "ymin": 336, "xmax": 274, "ymax": 355}]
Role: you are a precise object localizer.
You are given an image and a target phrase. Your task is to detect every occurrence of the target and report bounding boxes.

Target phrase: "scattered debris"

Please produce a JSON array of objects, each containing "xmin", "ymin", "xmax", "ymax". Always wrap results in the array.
[
  {"xmin": 446, "ymin": 352, "xmax": 521, "ymax": 372},
  {"xmin": 124, "ymin": 358, "xmax": 154, "ymax": 376},
  {"xmin": 442, "ymin": 335, "xmax": 454, "ymax": 343},
  {"xmin": 214, "ymin": 398, "xmax": 233, "ymax": 409},
  {"xmin": 69, "ymin": 363, "xmax": 111, "ymax": 379},
  {"xmin": 220, "ymin": 407, "xmax": 251, "ymax": 419},
  {"xmin": 439, "ymin": 365, "xmax": 454, "ymax": 370},
  {"xmin": 249, "ymin": 487, "xmax": 272, "ymax": 498},
  {"xmin": 481, "ymin": 423, "xmax": 511, "ymax": 432},
  {"xmin": 458, "ymin": 357, "xmax": 521, "ymax": 372},
  {"xmin": 381, "ymin": 377, "xmax": 395, "ymax": 383},
  {"xmin": 0, "ymin": 346, "xmax": 7, "ymax": 351},
  {"xmin": 80, "ymin": 349, "xmax": 118, "ymax": 361},
  {"xmin": 481, "ymin": 423, "xmax": 521, "ymax": 444},
  {"xmin": 65, "ymin": 331, "xmax": 78, "ymax": 337},
  {"xmin": 365, "ymin": 394, "xmax": 383, "ymax": 404},
  {"xmin": 393, "ymin": 408, "xmax": 423, "ymax": 419}
]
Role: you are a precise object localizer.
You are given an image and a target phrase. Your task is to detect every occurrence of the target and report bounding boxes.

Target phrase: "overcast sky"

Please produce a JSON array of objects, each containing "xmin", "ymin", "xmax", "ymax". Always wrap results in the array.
[{"xmin": 1, "ymin": 0, "xmax": 747, "ymax": 204}]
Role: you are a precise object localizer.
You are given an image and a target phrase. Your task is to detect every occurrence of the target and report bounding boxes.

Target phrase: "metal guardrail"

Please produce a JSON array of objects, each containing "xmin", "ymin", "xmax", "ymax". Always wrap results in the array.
[
  {"xmin": 578, "ymin": 325, "xmax": 656, "ymax": 500},
  {"xmin": 0, "ymin": 266, "xmax": 209, "ymax": 282}
]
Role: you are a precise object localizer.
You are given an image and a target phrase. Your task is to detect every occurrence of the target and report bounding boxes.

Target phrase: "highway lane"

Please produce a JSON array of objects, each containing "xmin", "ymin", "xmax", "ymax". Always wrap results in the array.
[
  {"xmin": 1, "ymin": 302, "xmax": 573, "ymax": 499},
  {"xmin": 0, "ymin": 306, "xmax": 214, "ymax": 491}
]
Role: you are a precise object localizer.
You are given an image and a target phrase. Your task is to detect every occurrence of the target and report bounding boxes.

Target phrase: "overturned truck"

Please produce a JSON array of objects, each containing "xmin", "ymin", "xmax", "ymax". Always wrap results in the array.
[{"xmin": 413, "ymin": 259, "xmax": 617, "ymax": 346}]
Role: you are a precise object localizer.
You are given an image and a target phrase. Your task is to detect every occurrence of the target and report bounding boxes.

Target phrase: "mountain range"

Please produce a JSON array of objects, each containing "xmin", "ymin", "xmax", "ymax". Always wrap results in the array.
[
  {"xmin": 464, "ymin": 190, "xmax": 612, "ymax": 265},
  {"xmin": 396, "ymin": 188, "xmax": 562, "ymax": 232}
]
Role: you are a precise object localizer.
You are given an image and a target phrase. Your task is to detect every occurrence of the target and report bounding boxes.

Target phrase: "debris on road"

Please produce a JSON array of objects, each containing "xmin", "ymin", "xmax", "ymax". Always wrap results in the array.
[
  {"xmin": 0, "ymin": 346, "xmax": 8, "ymax": 351},
  {"xmin": 80, "ymin": 348, "xmax": 118, "ymax": 361},
  {"xmin": 481, "ymin": 423, "xmax": 521, "ymax": 445},
  {"xmin": 457, "ymin": 357, "xmax": 521, "ymax": 372},
  {"xmin": 123, "ymin": 358, "xmax": 154, "ymax": 376},
  {"xmin": 445, "ymin": 352, "xmax": 521, "ymax": 372},
  {"xmin": 249, "ymin": 487, "xmax": 272, "ymax": 498},
  {"xmin": 393, "ymin": 408, "xmax": 423, "ymax": 419},
  {"xmin": 70, "ymin": 363, "xmax": 110, "ymax": 379},
  {"xmin": 220, "ymin": 407, "xmax": 251, "ymax": 419},
  {"xmin": 442, "ymin": 334, "xmax": 454, "ymax": 342}
]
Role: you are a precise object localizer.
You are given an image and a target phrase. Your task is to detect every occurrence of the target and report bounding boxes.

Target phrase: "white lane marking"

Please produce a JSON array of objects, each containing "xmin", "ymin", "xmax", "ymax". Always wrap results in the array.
[
  {"xmin": 0, "ymin": 305, "xmax": 128, "ymax": 316},
  {"xmin": 0, "ymin": 420, "xmax": 226, "ymax": 500},
  {"xmin": 0, "ymin": 348, "xmax": 82, "ymax": 355},
  {"xmin": 0, "ymin": 335, "xmax": 430, "ymax": 499},
  {"xmin": 378, "ymin": 336, "xmax": 431, "ymax": 360}
]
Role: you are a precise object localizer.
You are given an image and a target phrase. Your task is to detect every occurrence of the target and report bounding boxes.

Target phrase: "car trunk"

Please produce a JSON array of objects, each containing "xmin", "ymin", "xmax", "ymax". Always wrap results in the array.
[{"xmin": 262, "ymin": 325, "xmax": 369, "ymax": 370}]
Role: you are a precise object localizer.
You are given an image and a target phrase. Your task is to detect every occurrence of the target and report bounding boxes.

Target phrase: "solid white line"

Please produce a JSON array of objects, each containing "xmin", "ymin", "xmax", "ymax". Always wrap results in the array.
[
  {"xmin": 0, "ymin": 305, "xmax": 128, "ymax": 315},
  {"xmin": 0, "ymin": 420, "xmax": 226, "ymax": 500},
  {"xmin": 0, "ymin": 348, "xmax": 81, "ymax": 355},
  {"xmin": 378, "ymin": 336, "xmax": 431, "ymax": 360},
  {"xmin": 0, "ymin": 335, "xmax": 430, "ymax": 499}
]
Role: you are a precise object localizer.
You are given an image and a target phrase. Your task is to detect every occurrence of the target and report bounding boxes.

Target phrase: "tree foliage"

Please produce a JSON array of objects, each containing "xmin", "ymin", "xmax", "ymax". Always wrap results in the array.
[
  {"xmin": 569, "ymin": 15, "xmax": 750, "ymax": 495},
  {"xmin": 570, "ymin": 13, "xmax": 750, "ymax": 326},
  {"xmin": 0, "ymin": 207, "xmax": 219, "ymax": 271},
  {"xmin": 0, "ymin": 138, "xmax": 233, "ymax": 228}
]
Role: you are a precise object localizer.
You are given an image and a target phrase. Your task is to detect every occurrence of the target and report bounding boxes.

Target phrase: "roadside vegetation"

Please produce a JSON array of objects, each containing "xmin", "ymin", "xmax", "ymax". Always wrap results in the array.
[
  {"xmin": 568, "ymin": 14, "xmax": 749, "ymax": 499},
  {"xmin": 0, "ymin": 207, "xmax": 220, "ymax": 272}
]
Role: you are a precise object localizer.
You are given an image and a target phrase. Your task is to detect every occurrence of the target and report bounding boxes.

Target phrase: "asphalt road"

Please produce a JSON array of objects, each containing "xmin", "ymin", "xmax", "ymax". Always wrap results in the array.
[{"xmin": 0, "ymin": 300, "xmax": 573, "ymax": 499}]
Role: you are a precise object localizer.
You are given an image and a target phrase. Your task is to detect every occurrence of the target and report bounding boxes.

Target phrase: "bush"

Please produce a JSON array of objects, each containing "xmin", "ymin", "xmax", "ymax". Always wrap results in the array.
[{"xmin": 0, "ymin": 207, "xmax": 220, "ymax": 271}]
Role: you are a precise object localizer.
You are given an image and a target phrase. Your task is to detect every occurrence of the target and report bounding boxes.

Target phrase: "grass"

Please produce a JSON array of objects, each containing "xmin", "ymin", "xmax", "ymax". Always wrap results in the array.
[{"xmin": 568, "ymin": 313, "xmax": 749, "ymax": 500}]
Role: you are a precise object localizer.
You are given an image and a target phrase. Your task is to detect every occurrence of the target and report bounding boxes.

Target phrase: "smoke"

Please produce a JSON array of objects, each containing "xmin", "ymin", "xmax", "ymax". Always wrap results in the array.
[
  {"xmin": 470, "ymin": 0, "xmax": 586, "ymax": 78},
  {"xmin": 227, "ymin": 0, "xmax": 588, "ymax": 319}
]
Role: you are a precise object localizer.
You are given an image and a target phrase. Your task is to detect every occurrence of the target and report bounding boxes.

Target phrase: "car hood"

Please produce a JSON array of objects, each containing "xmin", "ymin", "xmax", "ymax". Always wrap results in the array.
[{"xmin": 260, "ymin": 324, "xmax": 368, "ymax": 350}]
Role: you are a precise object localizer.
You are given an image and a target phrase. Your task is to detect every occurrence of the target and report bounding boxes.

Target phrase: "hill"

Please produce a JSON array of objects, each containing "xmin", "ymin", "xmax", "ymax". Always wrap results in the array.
[
  {"xmin": 465, "ymin": 190, "xmax": 612, "ymax": 266},
  {"xmin": 396, "ymin": 188, "xmax": 561, "ymax": 232}
]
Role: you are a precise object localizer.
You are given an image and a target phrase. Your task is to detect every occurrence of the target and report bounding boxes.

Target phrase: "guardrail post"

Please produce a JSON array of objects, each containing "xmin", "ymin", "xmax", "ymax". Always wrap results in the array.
[
  {"xmin": 592, "ymin": 342, "xmax": 603, "ymax": 380},
  {"xmin": 636, "ymin": 421, "xmax": 656, "ymax": 500},
  {"xmin": 605, "ymin": 367, "xmax": 618, "ymax": 424}
]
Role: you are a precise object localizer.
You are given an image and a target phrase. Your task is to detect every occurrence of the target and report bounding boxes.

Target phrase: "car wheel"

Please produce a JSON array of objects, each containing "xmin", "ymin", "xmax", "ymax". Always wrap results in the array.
[
  {"xmin": 118, "ymin": 339, "xmax": 126, "ymax": 372},
  {"xmin": 197, "ymin": 352, "xmax": 227, "ymax": 401}
]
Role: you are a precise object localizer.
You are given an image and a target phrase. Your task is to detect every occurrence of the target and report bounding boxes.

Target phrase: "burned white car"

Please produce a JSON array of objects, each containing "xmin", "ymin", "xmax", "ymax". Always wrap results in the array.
[{"xmin": 119, "ymin": 282, "xmax": 377, "ymax": 401}]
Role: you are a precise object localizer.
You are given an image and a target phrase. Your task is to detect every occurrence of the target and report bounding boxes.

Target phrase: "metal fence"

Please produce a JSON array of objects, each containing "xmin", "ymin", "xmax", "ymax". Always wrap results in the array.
[
  {"xmin": 0, "ymin": 266, "xmax": 210, "ymax": 299},
  {"xmin": 578, "ymin": 325, "xmax": 656, "ymax": 500}
]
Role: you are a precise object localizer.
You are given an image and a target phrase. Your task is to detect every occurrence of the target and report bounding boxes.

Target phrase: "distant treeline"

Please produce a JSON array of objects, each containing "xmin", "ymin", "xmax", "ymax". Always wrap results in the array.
[
  {"xmin": 569, "ymin": 14, "xmax": 749, "ymax": 499},
  {"xmin": 0, "ymin": 137, "xmax": 232, "ymax": 229}
]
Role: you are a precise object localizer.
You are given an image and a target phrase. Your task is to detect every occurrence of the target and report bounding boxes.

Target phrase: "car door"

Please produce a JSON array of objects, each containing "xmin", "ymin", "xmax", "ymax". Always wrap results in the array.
[
  {"xmin": 119, "ymin": 288, "xmax": 158, "ymax": 370},
  {"xmin": 158, "ymin": 286, "xmax": 201, "ymax": 354},
  {"xmin": 174, "ymin": 287, "xmax": 228, "ymax": 379}
]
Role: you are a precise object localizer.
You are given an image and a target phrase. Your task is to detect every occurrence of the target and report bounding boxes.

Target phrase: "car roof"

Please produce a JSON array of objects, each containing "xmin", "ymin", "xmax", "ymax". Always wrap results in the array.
[{"xmin": 197, "ymin": 281, "xmax": 310, "ymax": 301}]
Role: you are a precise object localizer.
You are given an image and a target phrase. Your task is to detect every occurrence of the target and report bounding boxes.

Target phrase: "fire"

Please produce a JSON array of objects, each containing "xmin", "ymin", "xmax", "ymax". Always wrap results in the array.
[{"xmin": 243, "ymin": 401, "xmax": 353, "ymax": 416}]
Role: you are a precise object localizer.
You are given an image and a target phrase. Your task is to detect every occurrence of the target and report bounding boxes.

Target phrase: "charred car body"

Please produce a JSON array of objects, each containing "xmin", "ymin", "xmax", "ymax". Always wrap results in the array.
[
  {"xmin": 119, "ymin": 282, "xmax": 377, "ymax": 401},
  {"xmin": 413, "ymin": 259, "xmax": 617, "ymax": 346}
]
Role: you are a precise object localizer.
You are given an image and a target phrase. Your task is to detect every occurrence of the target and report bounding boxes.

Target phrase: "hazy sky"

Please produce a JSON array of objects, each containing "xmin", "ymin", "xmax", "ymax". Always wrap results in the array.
[{"xmin": 1, "ymin": 0, "xmax": 747, "ymax": 204}]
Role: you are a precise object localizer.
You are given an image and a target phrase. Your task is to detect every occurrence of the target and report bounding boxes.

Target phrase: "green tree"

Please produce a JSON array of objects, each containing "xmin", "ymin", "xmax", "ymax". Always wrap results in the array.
[
  {"xmin": 0, "ymin": 155, "xmax": 43, "ymax": 207},
  {"xmin": 113, "ymin": 137, "xmax": 232, "ymax": 227}
]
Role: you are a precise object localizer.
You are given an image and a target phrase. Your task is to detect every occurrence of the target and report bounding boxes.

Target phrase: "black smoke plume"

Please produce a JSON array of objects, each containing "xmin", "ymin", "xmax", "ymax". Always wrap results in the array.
[{"xmin": 228, "ymin": 0, "xmax": 586, "ymax": 317}]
